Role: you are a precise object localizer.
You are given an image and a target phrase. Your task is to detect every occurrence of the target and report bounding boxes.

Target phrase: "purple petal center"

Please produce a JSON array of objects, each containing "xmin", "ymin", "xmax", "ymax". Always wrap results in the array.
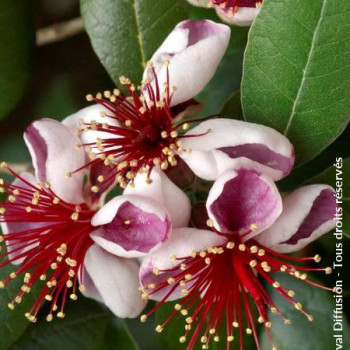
[
  {"xmin": 281, "ymin": 189, "xmax": 336, "ymax": 245},
  {"xmin": 210, "ymin": 169, "xmax": 280, "ymax": 233},
  {"xmin": 219, "ymin": 143, "xmax": 294, "ymax": 175},
  {"xmin": 100, "ymin": 201, "xmax": 170, "ymax": 253}
]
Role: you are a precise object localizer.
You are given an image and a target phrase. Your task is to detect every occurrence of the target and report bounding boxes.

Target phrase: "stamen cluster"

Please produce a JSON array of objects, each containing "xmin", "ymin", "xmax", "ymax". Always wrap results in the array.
[
  {"xmin": 0, "ymin": 163, "xmax": 95, "ymax": 322},
  {"xmin": 74, "ymin": 63, "xmax": 194, "ymax": 191},
  {"xmin": 140, "ymin": 229, "xmax": 333, "ymax": 350}
]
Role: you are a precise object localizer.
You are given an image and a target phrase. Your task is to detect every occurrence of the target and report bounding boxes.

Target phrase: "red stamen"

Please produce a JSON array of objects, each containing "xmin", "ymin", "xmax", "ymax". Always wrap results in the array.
[
  {"xmin": 74, "ymin": 63, "xmax": 210, "ymax": 191},
  {"xmin": 0, "ymin": 163, "xmax": 96, "ymax": 322},
  {"xmin": 140, "ymin": 233, "xmax": 332, "ymax": 350}
]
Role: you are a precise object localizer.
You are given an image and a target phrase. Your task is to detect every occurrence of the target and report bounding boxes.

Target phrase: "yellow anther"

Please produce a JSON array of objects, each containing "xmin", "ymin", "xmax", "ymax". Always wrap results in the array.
[
  {"xmin": 265, "ymin": 321, "xmax": 272, "ymax": 328},
  {"xmin": 181, "ymin": 309, "xmax": 188, "ymax": 316},
  {"xmin": 181, "ymin": 289, "xmax": 189, "ymax": 296},
  {"xmin": 258, "ymin": 316, "xmax": 265, "ymax": 323},
  {"xmin": 140, "ymin": 314, "xmax": 148, "ymax": 322},
  {"xmin": 0, "ymin": 281, "xmax": 4, "ymax": 288},
  {"xmin": 249, "ymin": 260, "xmax": 257, "ymax": 268},
  {"xmin": 9, "ymin": 272, "xmax": 17, "ymax": 279},
  {"xmin": 214, "ymin": 336, "xmax": 220, "ymax": 342},
  {"xmin": 206, "ymin": 219, "xmax": 214, "ymax": 227},
  {"xmin": 246, "ymin": 328, "xmax": 253, "ymax": 335},
  {"xmin": 65, "ymin": 258, "xmax": 77, "ymax": 267},
  {"xmin": 86, "ymin": 94, "xmax": 94, "ymax": 101},
  {"xmin": 226, "ymin": 242, "xmax": 235, "ymax": 249},
  {"xmin": 239, "ymin": 244, "xmax": 246, "ymax": 251},
  {"xmin": 155, "ymin": 325, "xmax": 163, "ymax": 333},
  {"xmin": 295, "ymin": 302, "xmax": 303, "ymax": 310},
  {"xmin": 185, "ymin": 274, "xmax": 192, "ymax": 280},
  {"xmin": 91, "ymin": 186, "xmax": 99, "ymax": 193},
  {"xmin": 232, "ymin": 321, "xmax": 239, "ymax": 328},
  {"xmin": 280, "ymin": 265, "xmax": 288, "ymax": 272},
  {"xmin": 205, "ymin": 257, "xmax": 211, "ymax": 265},
  {"xmin": 250, "ymin": 246, "xmax": 258, "ymax": 253},
  {"xmin": 258, "ymin": 249, "xmax": 265, "ymax": 256},
  {"xmin": 79, "ymin": 285, "xmax": 86, "ymax": 292},
  {"xmin": 174, "ymin": 304, "xmax": 182, "ymax": 311},
  {"xmin": 46, "ymin": 314, "xmax": 53, "ymax": 322},
  {"xmin": 50, "ymin": 262, "xmax": 58, "ymax": 270},
  {"xmin": 227, "ymin": 335, "xmax": 234, "ymax": 342},
  {"xmin": 57, "ymin": 243, "xmax": 67, "ymax": 256},
  {"xmin": 325, "ymin": 267, "xmax": 332, "ymax": 274},
  {"xmin": 273, "ymin": 282, "xmax": 280, "ymax": 288},
  {"xmin": 170, "ymin": 131, "xmax": 178, "ymax": 138},
  {"xmin": 57, "ymin": 312, "xmax": 65, "ymax": 318},
  {"xmin": 167, "ymin": 277, "xmax": 175, "ymax": 285},
  {"xmin": 70, "ymin": 294, "xmax": 78, "ymax": 300},
  {"xmin": 8, "ymin": 303, "xmax": 15, "ymax": 310},
  {"xmin": 186, "ymin": 317, "xmax": 193, "ymax": 324},
  {"xmin": 250, "ymin": 223, "xmax": 258, "ymax": 231},
  {"xmin": 179, "ymin": 336, "xmax": 186, "ymax": 343},
  {"xmin": 284, "ymin": 319, "xmax": 292, "ymax": 325},
  {"xmin": 314, "ymin": 254, "xmax": 321, "ymax": 263},
  {"xmin": 201, "ymin": 336, "xmax": 208, "ymax": 343},
  {"xmin": 308, "ymin": 315, "xmax": 315, "ymax": 322},
  {"xmin": 288, "ymin": 290, "xmax": 295, "ymax": 297},
  {"xmin": 66, "ymin": 280, "xmax": 73, "ymax": 288}
]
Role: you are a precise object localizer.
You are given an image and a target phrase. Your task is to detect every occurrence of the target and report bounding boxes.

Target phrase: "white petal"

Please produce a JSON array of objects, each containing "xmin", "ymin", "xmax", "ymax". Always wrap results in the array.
[
  {"xmin": 24, "ymin": 119, "xmax": 85, "ymax": 204},
  {"xmin": 91, "ymin": 195, "xmax": 171, "ymax": 258},
  {"xmin": 143, "ymin": 20, "xmax": 230, "ymax": 106},
  {"xmin": 124, "ymin": 167, "xmax": 191, "ymax": 228},
  {"xmin": 215, "ymin": 7, "xmax": 260, "ymax": 27},
  {"xmin": 207, "ymin": 168, "xmax": 282, "ymax": 240},
  {"xmin": 256, "ymin": 185, "xmax": 337, "ymax": 253},
  {"xmin": 62, "ymin": 104, "xmax": 121, "ymax": 151},
  {"xmin": 179, "ymin": 118, "xmax": 294, "ymax": 181},
  {"xmin": 83, "ymin": 244, "xmax": 146, "ymax": 318},
  {"xmin": 139, "ymin": 227, "xmax": 226, "ymax": 301}
]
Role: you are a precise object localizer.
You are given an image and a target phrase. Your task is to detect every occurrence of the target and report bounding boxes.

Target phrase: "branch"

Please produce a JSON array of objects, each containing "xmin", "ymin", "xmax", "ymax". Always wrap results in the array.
[{"xmin": 36, "ymin": 17, "xmax": 85, "ymax": 46}]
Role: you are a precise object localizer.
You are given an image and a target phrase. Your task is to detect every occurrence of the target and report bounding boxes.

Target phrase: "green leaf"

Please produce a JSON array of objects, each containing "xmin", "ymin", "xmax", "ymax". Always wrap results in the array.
[
  {"xmin": 0, "ymin": 0, "xmax": 34, "ymax": 119},
  {"xmin": 0, "ymin": 264, "xmax": 39, "ymax": 350},
  {"xmin": 260, "ymin": 273, "xmax": 350, "ymax": 350},
  {"xmin": 9, "ymin": 298, "xmax": 138, "ymax": 350},
  {"xmin": 241, "ymin": 0, "xmax": 350, "ymax": 165},
  {"xmin": 80, "ymin": 0, "xmax": 189, "ymax": 86},
  {"xmin": 303, "ymin": 157, "xmax": 350, "ymax": 238},
  {"xmin": 220, "ymin": 90, "xmax": 244, "ymax": 120}
]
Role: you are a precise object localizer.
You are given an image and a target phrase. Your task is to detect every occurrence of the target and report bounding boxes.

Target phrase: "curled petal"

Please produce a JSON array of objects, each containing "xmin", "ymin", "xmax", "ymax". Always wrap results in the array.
[
  {"xmin": 62, "ymin": 104, "xmax": 120, "ymax": 149},
  {"xmin": 207, "ymin": 168, "xmax": 282, "ymax": 239},
  {"xmin": 124, "ymin": 167, "xmax": 191, "ymax": 228},
  {"xmin": 179, "ymin": 119, "xmax": 294, "ymax": 181},
  {"xmin": 91, "ymin": 195, "xmax": 171, "ymax": 258},
  {"xmin": 215, "ymin": 7, "xmax": 260, "ymax": 27},
  {"xmin": 83, "ymin": 244, "xmax": 146, "ymax": 318},
  {"xmin": 144, "ymin": 20, "xmax": 230, "ymax": 106},
  {"xmin": 1, "ymin": 173, "xmax": 40, "ymax": 265},
  {"xmin": 24, "ymin": 119, "xmax": 85, "ymax": 204},
  {"xmin": 256, "ymin": 185, "xmax": 337, "ymax": 253},
  {"xmin": 139, "ymin": 228, "xmax": 226, "ymax": 301}
]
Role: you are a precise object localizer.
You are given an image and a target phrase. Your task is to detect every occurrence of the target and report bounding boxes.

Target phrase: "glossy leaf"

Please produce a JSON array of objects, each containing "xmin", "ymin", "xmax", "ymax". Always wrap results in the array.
[
  {"xmin": 242, "ymin": 0, "xmax": 350, "ymax": 165},
  {"xmin": 0, "ymin": 0, "xmax": 34, "ymax": 119},
  {"xmin": 9, "ymin": 298, "xmax": 138, "ymax": 350},
  {"xmin": 260, "ymin": 273, "xmax": 350, "ymax": 349},
  {"xmin": 80, "ymin": 0, "xmax": 189, "ymax": 86},
  {"xmin": 0, "ymin": 263, "xmax": 39, "ymax": 350}
]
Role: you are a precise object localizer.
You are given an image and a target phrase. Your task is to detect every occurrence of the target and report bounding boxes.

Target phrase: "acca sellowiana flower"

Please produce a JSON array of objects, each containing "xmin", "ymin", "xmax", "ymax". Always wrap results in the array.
[
  {"xmin": 188, "ymin": 0, "xmax": 262, "ymax": 26},
  {"xmin": 138, "ymin": 166, "xmax": 336, "ymax": 350},
  {"xmin": 63, "ymin": 19, "xmax": 294, "ymax": 196},
  {"xmin": 0, "ymin": 118, "xmax": 190, "ymax": 322}
]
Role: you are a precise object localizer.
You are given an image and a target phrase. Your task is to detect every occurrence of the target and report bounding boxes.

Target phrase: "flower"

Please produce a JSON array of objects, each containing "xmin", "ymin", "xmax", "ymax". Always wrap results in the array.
[
  {"xmin": 188, "ymin": 0, "xmax": 262, "ymax": 26},
  {"xmin": 62, "ymin": 20, "xmax": 231, "ymax": 193},
  {"xmin": 63, "ymin": 19, "xmax": 294, "ymax": 196},
  {"xmin": 138, "ymin": 167, "xmax": 337, "ymax": 350},
  {"xmin": 0, "ymin": 118, "xmax": 190, "ymax": 322}
]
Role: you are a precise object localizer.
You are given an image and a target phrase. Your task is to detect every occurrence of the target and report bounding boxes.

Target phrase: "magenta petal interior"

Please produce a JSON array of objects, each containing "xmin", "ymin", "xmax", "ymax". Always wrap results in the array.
[
  {"xmin": 178, "ymin": 20, "xmax": 224, "ymax": 46},
  {"xmin": 98, "ymin": 201, "xmax": 170, "ymax": 253},
  {"xmin": 210, "ymin": 169, "xmax": 280, "ymax": 233},
  {"xmin": 219, "ymin": 143, "xmax": 294, "ymax": 175},
  {"xmin": 24, "ymin": 124, "xmax": 47, "ymax": 182},
  {"xmin": 281, "ymin": 189, "xmax": 336, "ymax": 245}
]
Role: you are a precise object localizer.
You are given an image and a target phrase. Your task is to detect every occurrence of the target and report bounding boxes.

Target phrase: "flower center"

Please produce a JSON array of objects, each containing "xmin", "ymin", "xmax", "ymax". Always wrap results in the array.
[
  {"xmin": 74, "ymin": 63, "xmax": 208, "ymax": 192},
  {"xmin": 140, "ymin": 233, "xmax": 332, "ymax": 350},
  {"xmin": 0, "ymin": 163, "xmax": 96, "ymax": 322}
]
